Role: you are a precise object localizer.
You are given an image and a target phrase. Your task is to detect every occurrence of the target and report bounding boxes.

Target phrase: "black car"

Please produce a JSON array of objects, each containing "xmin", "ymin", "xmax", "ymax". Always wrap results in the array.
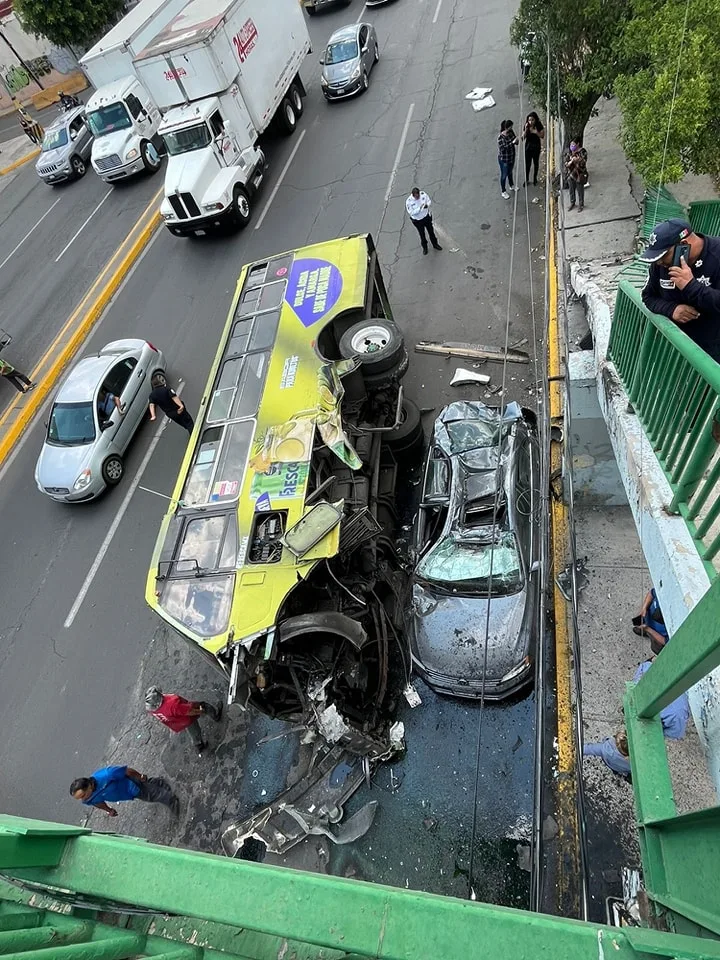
[{"xmin": 408, "ymin": 401, "xmax": 540, "ymax": 699}]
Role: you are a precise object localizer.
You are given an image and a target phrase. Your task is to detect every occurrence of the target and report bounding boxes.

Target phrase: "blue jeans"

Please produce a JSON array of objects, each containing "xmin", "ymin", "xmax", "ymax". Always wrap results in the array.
[{"xmin": 499, "ymin": 159, "xmax": 514, "ymax": 191}]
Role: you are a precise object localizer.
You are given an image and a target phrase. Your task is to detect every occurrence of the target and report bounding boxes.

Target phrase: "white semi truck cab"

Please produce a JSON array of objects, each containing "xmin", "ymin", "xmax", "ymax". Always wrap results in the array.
[
  {"xmin": 159, "ymin": 89, "xmax": 264, "ymax": 234},
  {"xmin": 85, "ymin": 77, "xmax": 164, "ymax": 181},
  {"xmin": 133, "ymin": 0, "xmax": 311, "ymax": 236}
]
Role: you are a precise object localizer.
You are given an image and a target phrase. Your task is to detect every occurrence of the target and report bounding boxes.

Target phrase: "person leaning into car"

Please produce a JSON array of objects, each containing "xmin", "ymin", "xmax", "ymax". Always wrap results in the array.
[{"xmin": 148, "ymin": 373, "xmax": 194, "ymax": 433}]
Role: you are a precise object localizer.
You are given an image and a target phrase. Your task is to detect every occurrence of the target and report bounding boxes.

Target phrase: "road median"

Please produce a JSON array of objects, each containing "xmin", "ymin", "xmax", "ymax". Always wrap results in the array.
[{"xmin": 0, "ymin": 192, "xmax": 162, "ymax": 466}]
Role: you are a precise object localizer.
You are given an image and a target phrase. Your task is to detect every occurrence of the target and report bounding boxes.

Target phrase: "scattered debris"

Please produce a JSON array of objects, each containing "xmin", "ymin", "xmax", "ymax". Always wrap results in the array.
[
  {"xmin": 555, "ymin": 557, "xmax": 589, "ymax": 602},
  {"xmin": 465, "ymin": 86, "xmax": 493, "ymax": 99},
  {"xmin": 516, "ymin": 843, "xmax": 531, "ymax": 872},
  {"xmin": 510, "ymin": 337, "xmax": 529, "ymax": 348},
  {"xmin": 423, "ymin": 816, "xmax": 438, "ymax": 831},
  {"xmin": 403, "ymin": 682, "xmax": 422, "ymax": 708},
  {"xmin": 450, "ymin": 367, "xmax": 491, "ymax": 386},
  {"xmin": 221, "ymin": 745, "xmax": 378, "ymax": 858},
  {"xmin": 532, "ymin": 197, "xmax": 540, "ymax": 204},
  {"xmin": 511, "ymin": 735, "xmax": 523, "ymax": 754},
  {"xmin": 543, "ymin": 815, "xmax": 559, "ymax": 842},
  {"xmin": 416, "ymin": 340, "xmax": 530, "ymax": 364},
  {"xmin": 471, "ymin": 96, "xmax": 496, "ymax": 112}
]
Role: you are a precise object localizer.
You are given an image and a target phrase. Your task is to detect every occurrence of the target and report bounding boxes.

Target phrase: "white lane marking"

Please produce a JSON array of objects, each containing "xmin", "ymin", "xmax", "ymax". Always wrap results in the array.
[
  {"xmin": 0, "ymin": 197, "xmax": 62, "ymax": 272},
  {"xmin": 55, "ymin": 188, "xmax": 113, "ymax": 262},
  {"xmin": 254, "ymin": 129, "xmax": 307, "ymax": 231},
  {"xmin": 383, "ymin": 102, "xmax": 415, "ymax": 210},
  {"xmin": 355, "ymin": 3, "xmax": 368, "ymax": 22},
  {"xmin": 63, "ymin": 381, "xmax": 184, "ymax": 629},
  {"xmin": 432, "ymin": 0, "xmax": 443, "ymax": 22}
]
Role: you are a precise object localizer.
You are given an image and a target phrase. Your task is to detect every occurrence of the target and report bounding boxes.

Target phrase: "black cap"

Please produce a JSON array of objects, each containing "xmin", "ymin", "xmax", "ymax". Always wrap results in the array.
[{"xmin": 639, "ymin": 218, "xmax": 692, "ymax": 263}]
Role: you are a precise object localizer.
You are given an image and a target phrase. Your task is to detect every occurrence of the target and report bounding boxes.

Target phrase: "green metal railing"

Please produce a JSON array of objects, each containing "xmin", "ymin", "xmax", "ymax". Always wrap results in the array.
[
  {"xmin": 689, "ymin": 199, "xmax": 720, "ymax": 236},
  {"xmin": 1, "ymin": 812, "xmax": 720, "ymax": 959},
  {"xmin": 608, "ymin": 281, "xmax": 720, "ymax": 574},
  {"xmin": 641, "ymin": 186, "xmax": 685, "ymax": 240},
  {"xmin": 625, "ymin": 574, "xmax": 720, "ymax": 939}
]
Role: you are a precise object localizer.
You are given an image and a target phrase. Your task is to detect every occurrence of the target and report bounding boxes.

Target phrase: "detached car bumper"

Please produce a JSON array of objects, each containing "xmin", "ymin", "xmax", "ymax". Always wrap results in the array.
[{"xmin": 411, "ymin": 654, "xmax": 533, "ymax": 701}]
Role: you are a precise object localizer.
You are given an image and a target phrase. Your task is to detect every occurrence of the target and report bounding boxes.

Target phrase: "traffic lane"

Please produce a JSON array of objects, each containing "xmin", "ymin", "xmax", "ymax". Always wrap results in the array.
[
  {"xmin": 0, "ymin": 413, "xmax": 194, "ymax": 824},
  {"xmin": 0, "ymin": 0, "xmax": 451, "ymax": 821},
  {"xmin": 0, "ymin": 170, "xmax": 162, "ymax": 384}
]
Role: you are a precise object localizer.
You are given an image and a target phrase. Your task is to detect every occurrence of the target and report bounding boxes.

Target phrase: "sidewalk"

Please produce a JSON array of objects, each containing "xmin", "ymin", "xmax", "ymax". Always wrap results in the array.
[
  {"xmin": 561, "ymin": 98, "xmax": 717, "ymax": 920},
  {"xmin": 0, "ymin": 133, "xmax": 40, "ymax": 183}
]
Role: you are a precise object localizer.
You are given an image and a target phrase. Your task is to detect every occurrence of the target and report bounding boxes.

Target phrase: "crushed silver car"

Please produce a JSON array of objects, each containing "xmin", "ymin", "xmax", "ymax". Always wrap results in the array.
[
  {"xmin": 408, "ymin": 401, "xmax": 541, "ymax": 700},
  {"xmin": 35, "ymin": 106, "xmax": 94, "ymax": 184}
]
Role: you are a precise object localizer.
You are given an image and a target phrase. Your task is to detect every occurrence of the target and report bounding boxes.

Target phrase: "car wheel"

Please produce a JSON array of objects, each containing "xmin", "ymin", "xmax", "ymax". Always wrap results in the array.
[
  {"xmin": 141, "ymin": 140, "xmax": 162, "ymax": 174},
  {"xmin": 289, "ymin": 83, "xmax": 304, "ymax": 117},
  {"xmin": 374, "ymin": 44, "xmax": 380, "ymax": 64},
  {"xmin": 384, "ymin": 399, "xmax": 424, "ymax": 454},
  {"xmin": 339, "ymin": 318, "xmax": 405, "ymax": 374},
  {"xmin": 361, "ymin": 70, "xmax": 369, "ymax": 92},
  {"xmin": 102, "ymin": 454, "xmax": 124, "ymax": 486},
  {"xmin": 279, "ymin": 98, "xmax": 297, "ymax": 135},
  {"xmin": 230, "ymin": 185, "xmax": 251, "ymax": 228},
  {"xmin": 70, "ymin": 155, "xmax": 86, "ymax": 178}
]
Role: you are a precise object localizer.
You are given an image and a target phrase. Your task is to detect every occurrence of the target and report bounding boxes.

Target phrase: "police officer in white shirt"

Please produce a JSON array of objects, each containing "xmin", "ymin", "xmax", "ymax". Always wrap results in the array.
[{"xmin": 405, "ymin": 187, "xmax": 442, "ymax": 255}]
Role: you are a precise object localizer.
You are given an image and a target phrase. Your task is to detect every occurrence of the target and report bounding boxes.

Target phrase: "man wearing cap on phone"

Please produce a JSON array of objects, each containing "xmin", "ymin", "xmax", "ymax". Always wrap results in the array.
[{"xmin": 640, "ymin": 217, "xmax": 720, "ymax": 363}]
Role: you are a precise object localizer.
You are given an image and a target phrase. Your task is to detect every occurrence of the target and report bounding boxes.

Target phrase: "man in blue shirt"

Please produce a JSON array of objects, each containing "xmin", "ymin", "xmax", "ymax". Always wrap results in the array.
[
  {"xmin": 70, "ymin": 765, "xmax": 179, "ymax": 817},
  {"xmin": 583, "ymin": 731, "xmax": 631, "ymax": 779}
]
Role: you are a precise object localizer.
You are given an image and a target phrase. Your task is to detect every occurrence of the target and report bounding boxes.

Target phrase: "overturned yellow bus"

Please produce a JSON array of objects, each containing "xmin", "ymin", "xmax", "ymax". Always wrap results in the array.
[{"xmin": 145, "ymin": 234, "xmax": 421, "ymax": 756}]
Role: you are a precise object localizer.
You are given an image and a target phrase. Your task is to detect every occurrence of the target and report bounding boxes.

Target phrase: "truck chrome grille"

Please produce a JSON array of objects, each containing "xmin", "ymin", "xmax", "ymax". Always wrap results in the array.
[{"xmin": 95, "ymin": 154, "xmax": 122, "ymax": 172}]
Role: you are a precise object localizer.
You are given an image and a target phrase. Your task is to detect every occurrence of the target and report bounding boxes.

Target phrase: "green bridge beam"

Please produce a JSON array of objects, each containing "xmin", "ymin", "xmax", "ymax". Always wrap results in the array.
[{"xmin": 2, "ymin": 820, "xmax": 720, "ymax": 960}]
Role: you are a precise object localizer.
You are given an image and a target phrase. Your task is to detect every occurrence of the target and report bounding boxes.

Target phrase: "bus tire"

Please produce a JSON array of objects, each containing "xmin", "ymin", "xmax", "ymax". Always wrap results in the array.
[
  {"xmin": 383, "ymin": 399, "xmax": 423, "ymax": 454},
  {"xmin": 339, "ymin": 319, "xmax": 405, "ymax": 375}
]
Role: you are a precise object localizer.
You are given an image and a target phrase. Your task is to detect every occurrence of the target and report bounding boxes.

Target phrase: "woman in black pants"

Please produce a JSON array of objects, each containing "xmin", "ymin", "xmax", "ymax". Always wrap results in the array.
[{"xmin": 523, "ymin": 111, "xmax": 544, "ymax": 186}]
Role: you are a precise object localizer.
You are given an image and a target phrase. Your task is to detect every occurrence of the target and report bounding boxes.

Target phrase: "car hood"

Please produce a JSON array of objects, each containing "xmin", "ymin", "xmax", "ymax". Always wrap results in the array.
[
  {"xmin": 323, "ymin": 60, "xmax": 358, "ymax": 83},
  {"xmin": 36, "ymin": 146, "xmax": 69, "ymax": 168},
  {"xmin": 35, "ymin": 442, "xmax": 94, "ymax": 489},
  {"xmin": 165, "ymin": 148, "xmax": 219, "ymax": 201},
  {"xmin": 92, "ymin": 129, "xmax": 134, "ymax": 160},
  {"xmin": 410, "ymin": 582, "xmax": 529, "ymax": 683}
]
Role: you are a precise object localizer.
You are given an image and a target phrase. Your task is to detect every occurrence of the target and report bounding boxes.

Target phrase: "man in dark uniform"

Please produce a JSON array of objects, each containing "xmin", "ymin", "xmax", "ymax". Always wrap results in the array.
[
  {"xmin": 640, "ymin": 217, "xmax": 720, "ymax": 363},
  {"xmin": 148, "ymin": 374, "xmax": 194, "ymax": 433}
]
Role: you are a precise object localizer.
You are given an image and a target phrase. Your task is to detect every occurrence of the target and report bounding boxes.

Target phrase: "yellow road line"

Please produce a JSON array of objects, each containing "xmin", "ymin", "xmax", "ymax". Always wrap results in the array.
[
  {"xmin": 0, "ymin": 187, "xmax": 163, "ymax": 465},
  {"xmin": 0, "ymin": 148, "xmax": 41, "ymax": 176},
  {"xmin": 548, "ymin": 123, "xmax": 580, "ymax": 906}
]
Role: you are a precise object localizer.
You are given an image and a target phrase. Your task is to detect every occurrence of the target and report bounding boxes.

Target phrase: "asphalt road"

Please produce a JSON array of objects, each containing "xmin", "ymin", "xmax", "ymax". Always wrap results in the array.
[{"xmin": 0, "ymin": 0, "xmax": 546, "ymax": 904}]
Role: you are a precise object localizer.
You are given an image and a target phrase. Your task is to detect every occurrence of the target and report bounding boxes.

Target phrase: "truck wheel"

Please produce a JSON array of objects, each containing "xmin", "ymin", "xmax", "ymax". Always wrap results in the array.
[
  {"xmin": 339, "ymin": 319, "xmax": 405, "ymax": 375},
  {"xmin": 279, "ymin": 98, "xmax": 297, "ymax": 135},
  {"xmin": 289, "ymin": 84, "xmax": 304, "ymax": 117},
  {"xmin": 230, "ymin": 186, "xmax": 251, "ymax": 228},
  {"xmin": 70, "ymin": 155, "xmax": 86, "ymax": 178},
  {"xmin": 384, "ymin": 399, "xmax": 424, "ymax": 454},
  {"xmin": 141, "ymin": 140, "xmax": 161, "ymax": 174}
]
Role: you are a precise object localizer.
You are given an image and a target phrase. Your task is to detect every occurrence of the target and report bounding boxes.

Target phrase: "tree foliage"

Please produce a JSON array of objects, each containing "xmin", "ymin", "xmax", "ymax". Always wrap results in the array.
[
  {"xmin": 510, "ymin": 0, "xmax": 629, "ymax": 144},
  {"xmin": 14, "ymin": 0, "xmax": 124, "ymax": 51},
  {"xmin": 614, "ymin": 0, "xmax": 720, "ymax": 185}
]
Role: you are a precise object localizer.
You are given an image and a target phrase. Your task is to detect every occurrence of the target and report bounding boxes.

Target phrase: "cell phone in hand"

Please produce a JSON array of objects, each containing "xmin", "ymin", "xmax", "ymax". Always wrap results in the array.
[{"xmin": 673, "ymin": 243, "xmax": 690, "ymax": 267}]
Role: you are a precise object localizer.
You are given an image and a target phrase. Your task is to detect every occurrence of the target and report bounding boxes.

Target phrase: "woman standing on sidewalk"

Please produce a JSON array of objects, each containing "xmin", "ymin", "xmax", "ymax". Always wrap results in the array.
[
  {"xmin": 497, "ymin": 119, "xmax": 519, "ymax": 199},
  {"xmin": 523, "ymin": 111, "xmax": 544, "ymax": 186}
]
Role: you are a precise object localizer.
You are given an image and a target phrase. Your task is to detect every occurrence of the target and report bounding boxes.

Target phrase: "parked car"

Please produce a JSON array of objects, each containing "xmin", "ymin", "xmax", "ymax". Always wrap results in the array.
[
  {"xmin": 35, "ymin": 339, "xmax": 166, "ymax": 503},
  {"xmin": 408, "ymin": 401, "xmax": 540, "ymax": 700},
  {"xmin": 35, "ymin": 106, "xmax": 94, "ymax": 184},
  {"xmin": 304, "ymin": 0, "xmax": 351, "ymax": 15},
  {"xmin": 320, "ymin": 23, "xmax": 379, "ymax": 100},
  {"xmin": 366, "ymin": 0, "xmax": 396, "ymax": 5}
]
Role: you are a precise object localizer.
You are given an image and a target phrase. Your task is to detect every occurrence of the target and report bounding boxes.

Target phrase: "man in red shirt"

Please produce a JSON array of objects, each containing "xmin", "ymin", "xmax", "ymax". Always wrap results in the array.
[{"xmin": 145, "ymin": 686, "xmax": 222, "ymax": 756}]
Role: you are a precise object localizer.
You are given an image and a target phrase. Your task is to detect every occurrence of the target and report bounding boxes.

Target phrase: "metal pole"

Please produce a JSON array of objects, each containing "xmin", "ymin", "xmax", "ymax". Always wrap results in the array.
[{"xmin": 0, "ymin": 28, "xmax": 45, "ymax": 89}]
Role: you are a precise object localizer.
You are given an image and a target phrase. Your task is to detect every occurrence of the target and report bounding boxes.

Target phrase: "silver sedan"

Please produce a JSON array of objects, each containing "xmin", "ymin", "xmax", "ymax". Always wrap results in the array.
[
  {"xmin": 320, "ymin": 22, "xmax": 379, "ymax": 100},
  {"xmin": 35, "ymin": 339, "xmax": 166, "ymax": 503}
]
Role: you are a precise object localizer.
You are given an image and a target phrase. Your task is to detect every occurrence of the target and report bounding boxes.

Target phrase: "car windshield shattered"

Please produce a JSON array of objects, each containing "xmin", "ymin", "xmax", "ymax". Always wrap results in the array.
[
  {"xmin": 326, "ymin": 40, "xmax": 359, "ymax": 63},
  {"xmin": 417, "ymin": 531, "xmax": 522, "ymax": 592},
  {"xmin": 48, "ymin": 402, "xmax": 96, "ymax": 445},
  {"xmin": 42, "ymin": 127, "xmax": 68, "ymax": 151}
]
